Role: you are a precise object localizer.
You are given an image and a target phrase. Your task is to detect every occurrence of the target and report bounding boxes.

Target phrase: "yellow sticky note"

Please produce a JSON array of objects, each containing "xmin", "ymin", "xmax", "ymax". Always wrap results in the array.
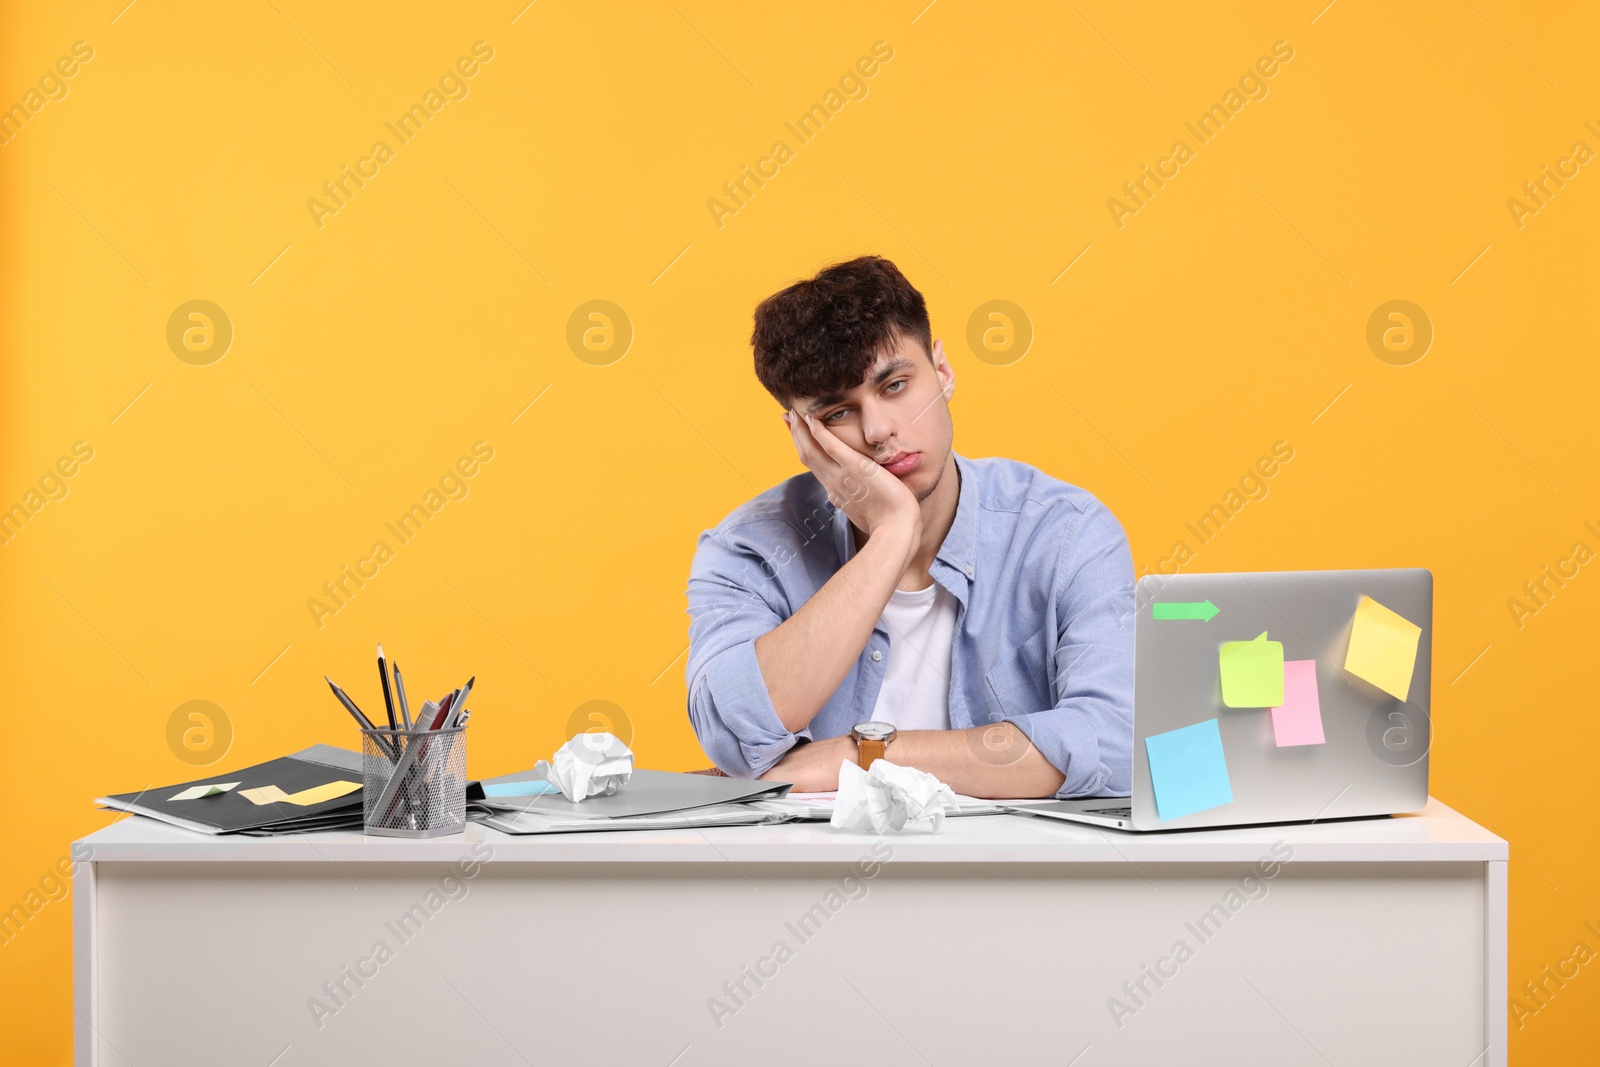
[
  {"xmin": 1218, "ymin": 632, "xmax": 1285, "ymax": 707},
  {"xmin": 1344, "ymin": 596, "xmax": 1422, "ymax": 700},
  {"xmin": 282, "ymin": 780, "xmax": 362, "ymax": 807},
  {"xmin": 240, "ymin": 784, "xmax": 290, "ymax": 806}
]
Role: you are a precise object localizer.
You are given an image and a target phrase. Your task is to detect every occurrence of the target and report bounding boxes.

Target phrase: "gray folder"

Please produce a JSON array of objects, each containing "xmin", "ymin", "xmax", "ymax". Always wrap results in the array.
[{"xmin": 477, "ymin": 768, "xmax": 790, "ymax": 819}]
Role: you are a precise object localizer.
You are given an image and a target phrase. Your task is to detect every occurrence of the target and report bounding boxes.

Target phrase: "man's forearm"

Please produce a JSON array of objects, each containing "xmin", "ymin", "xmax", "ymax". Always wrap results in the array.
[
  {"xmin": 754, "ymin": 522, "xmax": 915, "ymax": 733},
  {"xmin": 885, "ymin": 724, "xmax": 1066, "ymax": 799}
]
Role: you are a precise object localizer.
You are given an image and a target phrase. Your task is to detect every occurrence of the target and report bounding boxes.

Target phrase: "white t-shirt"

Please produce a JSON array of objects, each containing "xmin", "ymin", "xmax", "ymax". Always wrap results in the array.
[{"xmin": 869, "ymin": 581, "xmax": 958, "ymax": 731}]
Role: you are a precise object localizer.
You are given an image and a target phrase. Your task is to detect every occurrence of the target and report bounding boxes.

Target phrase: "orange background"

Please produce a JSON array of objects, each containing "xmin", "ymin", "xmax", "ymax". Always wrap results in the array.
[{"xmin": 2, "ymin": 1, "xmax": 1597, "ymax": 1061}]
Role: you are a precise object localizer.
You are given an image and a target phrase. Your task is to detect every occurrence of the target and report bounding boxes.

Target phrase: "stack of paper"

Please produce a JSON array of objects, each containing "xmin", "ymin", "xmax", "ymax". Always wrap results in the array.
[{"xmin": 475, "ymin": 768, "xmax": 791, "ymax": 835}]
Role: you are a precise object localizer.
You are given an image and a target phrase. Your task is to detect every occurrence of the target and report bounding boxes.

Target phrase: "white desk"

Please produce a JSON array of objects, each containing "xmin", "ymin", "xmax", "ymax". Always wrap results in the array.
[{"xmin": 75, "ymin": 799, "xmax": 1506, "ymax": 1066}]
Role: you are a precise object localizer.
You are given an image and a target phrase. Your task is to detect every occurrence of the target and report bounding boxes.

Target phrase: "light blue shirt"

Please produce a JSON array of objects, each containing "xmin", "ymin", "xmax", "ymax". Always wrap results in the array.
[{"xmin": 684, "ymin": 451, "xmax": 1135, "ymax": 798}]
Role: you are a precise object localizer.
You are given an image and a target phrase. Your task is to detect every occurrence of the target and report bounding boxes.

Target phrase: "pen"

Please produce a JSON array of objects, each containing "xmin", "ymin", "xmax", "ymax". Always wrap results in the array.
[
  {"xmin": 431, "ymin": 691, "xmax": 456, "ymax": 731},
  {"xmin": 393, "ymin": 662, "xmax": 412, "ymax": 730},
  {"xmin": 451, "ymin": 677, "xmax": 475, "ymax": 727},
  {"xmin": 381, "ymin": 692, "xmax": 455, "ymax": 825},
  {"xmin": 326, "ymin": 676, "xmax": 398, "ymax": 761},
  {"xmin": 377, "ymin": 644, "xmax": 399, "ymax": 732}
]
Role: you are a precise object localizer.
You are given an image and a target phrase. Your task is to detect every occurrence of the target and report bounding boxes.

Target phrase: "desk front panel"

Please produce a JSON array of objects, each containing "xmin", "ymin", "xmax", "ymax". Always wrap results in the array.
[{"xmin": 88, "ymin": 858, "xmax": 1487, "ymax": 1066}]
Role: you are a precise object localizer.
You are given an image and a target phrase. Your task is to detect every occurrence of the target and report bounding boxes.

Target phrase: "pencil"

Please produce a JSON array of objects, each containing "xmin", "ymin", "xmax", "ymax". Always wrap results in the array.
[
  {"xmin": 326, "ymin": 676, "xmax": 398, "ymax": 761},
  {"xmin": 377, "ymin": 643, "xmax": 399, "ymax": 732},
  {"xmin": 393, "ymin": 662, "xmax": 412, "ymax": 730}
]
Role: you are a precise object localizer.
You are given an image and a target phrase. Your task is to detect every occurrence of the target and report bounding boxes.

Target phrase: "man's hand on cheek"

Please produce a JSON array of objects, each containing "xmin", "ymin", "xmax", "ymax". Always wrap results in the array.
[{"xmin": 783, "ymin": 410, "xmax": 920, "ymax": 540}]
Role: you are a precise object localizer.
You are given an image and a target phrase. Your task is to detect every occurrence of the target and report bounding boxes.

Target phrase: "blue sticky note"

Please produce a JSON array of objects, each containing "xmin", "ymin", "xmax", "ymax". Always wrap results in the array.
[
  {"xmin": 484, "ymin": 780, "xmax": 558, "ymax": 797},
  {"xmin": 1144, "ymin": 719, "xmax": 1234, "ymax": 821}
]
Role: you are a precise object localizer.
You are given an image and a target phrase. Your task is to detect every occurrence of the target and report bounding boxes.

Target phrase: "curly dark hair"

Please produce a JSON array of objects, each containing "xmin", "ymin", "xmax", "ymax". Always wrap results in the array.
[{"xmin": 750, "ymin": 256, "xmax": 932, "ymax": 407}]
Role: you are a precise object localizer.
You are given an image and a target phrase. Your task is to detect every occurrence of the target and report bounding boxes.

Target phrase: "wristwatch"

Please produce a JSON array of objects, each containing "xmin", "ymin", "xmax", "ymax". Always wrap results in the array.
[{"xmin": 850, "ymin": 721, "xmax": 898, "ymax": 770}]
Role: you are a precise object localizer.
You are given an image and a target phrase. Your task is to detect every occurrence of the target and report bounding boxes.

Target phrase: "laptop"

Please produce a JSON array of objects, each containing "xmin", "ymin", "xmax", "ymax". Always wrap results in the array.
[{"xmin": 1015, "ymin": 568, "xmax": 1432, "ymax": 832}]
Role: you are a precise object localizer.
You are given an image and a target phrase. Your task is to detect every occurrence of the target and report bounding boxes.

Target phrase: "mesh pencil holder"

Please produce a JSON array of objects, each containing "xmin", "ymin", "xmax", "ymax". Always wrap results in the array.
[{"xmin": 361, "ymin": 725, "xmax": 468, "ymax": 838}]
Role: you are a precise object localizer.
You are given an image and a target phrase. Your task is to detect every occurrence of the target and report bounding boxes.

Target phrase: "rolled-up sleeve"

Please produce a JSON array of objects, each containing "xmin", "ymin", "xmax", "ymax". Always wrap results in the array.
[
  {"xmin": 998, "ymin": 502, "xmax": 1136, "ymax": 798},
  {"xmin": 684, "ymin": 529, "xmax": 802, "ymax": 777}
]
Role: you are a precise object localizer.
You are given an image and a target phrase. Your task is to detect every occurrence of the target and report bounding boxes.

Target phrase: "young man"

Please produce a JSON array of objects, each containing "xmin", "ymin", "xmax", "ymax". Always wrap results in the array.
[{"xmin": 684, "ymin": 256, "xmax": 1134, "ymax": 799}]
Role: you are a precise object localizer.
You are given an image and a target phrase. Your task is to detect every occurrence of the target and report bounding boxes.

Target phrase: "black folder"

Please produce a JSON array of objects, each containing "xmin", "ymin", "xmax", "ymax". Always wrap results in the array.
[{"xmin": 96, "ymin": 744, "xmax": 371, "ymax": 835}]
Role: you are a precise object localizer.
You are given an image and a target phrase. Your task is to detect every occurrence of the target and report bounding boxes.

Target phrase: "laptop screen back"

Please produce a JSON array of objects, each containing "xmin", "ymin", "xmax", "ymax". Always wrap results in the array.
[{"xmin": 1130, "ymin": 569, "xmax": 1432, "ymax": 831}]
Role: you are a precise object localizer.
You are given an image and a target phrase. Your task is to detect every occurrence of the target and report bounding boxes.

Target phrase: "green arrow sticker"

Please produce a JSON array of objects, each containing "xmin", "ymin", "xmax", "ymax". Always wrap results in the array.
[{"xmin": 1152, "ymin": 600, "xmax": 1219, "ymax": 621}]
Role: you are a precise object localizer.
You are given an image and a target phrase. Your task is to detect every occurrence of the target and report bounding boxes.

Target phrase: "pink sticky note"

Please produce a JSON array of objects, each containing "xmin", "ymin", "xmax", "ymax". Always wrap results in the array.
[{"xmin": 1270, "ymin": 660, "xmax": 1325, "ymax": 747}]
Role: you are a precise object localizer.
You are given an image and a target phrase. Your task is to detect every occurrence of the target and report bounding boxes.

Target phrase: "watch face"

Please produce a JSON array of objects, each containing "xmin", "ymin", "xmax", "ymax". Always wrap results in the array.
[{"xmin": 853, "ymin": 721, "xmax": 896, "ymax": 741}]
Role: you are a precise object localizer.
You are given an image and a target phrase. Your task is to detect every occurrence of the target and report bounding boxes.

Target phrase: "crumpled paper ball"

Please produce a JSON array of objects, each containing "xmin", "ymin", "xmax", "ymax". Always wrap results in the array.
[
  {"xmin": 535, "ymin": 731, "xmax": 634, "ymax": 802},
  {"xmin": 830, "ymin": 758, "xmax": 958, "ymax": 833}
]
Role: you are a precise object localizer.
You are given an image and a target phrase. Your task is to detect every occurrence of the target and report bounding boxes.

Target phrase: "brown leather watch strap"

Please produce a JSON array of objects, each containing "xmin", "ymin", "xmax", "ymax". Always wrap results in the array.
[{"xmin": 858, "ymin": 738, "xmax": 886, "ymax": 769}]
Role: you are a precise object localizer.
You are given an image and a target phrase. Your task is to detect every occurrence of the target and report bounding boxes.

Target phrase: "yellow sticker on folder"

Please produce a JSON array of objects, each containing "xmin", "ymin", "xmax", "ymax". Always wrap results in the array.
[
  {"xmin": 283, "ymin": 780, "xmax": 361, "ymax": 806},
  {"xmin": 240, "ymin": 785, "xmax": 290, "ymax": 806},
  {"xmin": 239, "ymin": 781, "xmax": 361, "ymax": 806},
  {"xmin": 1344, "ymin": 596, "xmax": 1422, "ymax": 700}
]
